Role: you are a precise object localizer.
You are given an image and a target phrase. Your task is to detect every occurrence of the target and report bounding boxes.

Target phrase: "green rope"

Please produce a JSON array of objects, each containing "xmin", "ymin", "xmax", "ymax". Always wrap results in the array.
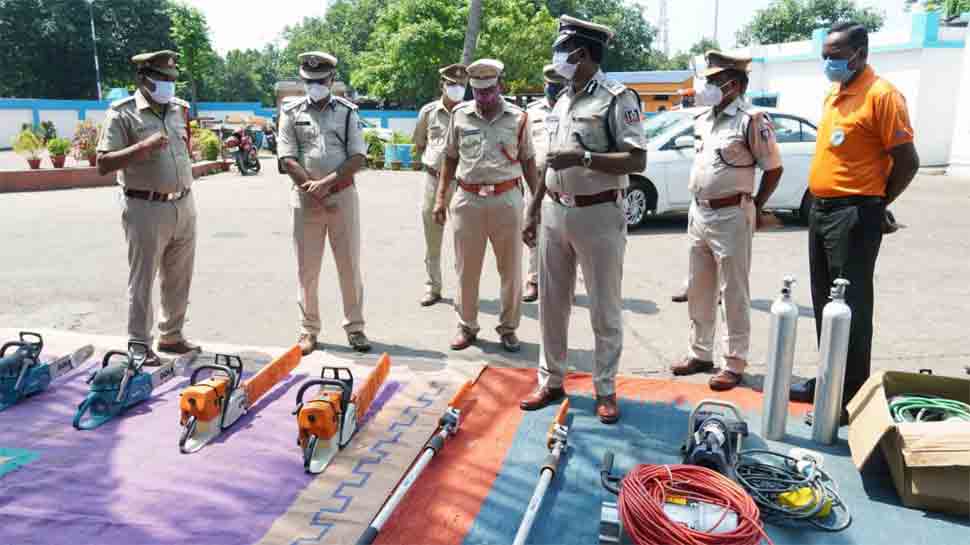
[{"xmin": 888, "ymin": 395, "xmax": 970, "ymax": 423}]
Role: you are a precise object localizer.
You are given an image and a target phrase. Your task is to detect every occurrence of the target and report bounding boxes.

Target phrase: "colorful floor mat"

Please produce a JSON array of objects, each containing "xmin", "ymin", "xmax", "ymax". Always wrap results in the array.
[{"xmin": 375, "ymin": 368, "xmax": 970, "ymax": 545}]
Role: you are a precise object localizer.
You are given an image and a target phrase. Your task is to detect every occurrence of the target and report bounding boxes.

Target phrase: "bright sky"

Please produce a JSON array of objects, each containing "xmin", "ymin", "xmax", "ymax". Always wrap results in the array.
[{"xmin": 189, "ymin": 0, "xmax": 912, "ymax": 57}]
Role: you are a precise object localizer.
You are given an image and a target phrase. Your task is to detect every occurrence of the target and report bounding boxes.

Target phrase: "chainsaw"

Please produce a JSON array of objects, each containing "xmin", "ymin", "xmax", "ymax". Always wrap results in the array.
[
  {"xmin": 179, "ymin": 345, "xmax": 302, "ymax": 454},
  {"xmin": 0, "ymin": 332, "xmax": 95, "ymax": 411},
  {"xmin": 74, "ymin": 341, "xmax": 198, "ymax": 430},
  {"xmin": 293, "ymin": 354, "xmax": 391, "ymax": 473},
  {"xmin": 681, "ymin": 399, "xmax": 749, "ymax": 481}
]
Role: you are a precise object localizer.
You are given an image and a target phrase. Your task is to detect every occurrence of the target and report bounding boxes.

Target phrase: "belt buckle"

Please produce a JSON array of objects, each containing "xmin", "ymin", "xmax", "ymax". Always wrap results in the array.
[
  {"xmin": 478, "ymin": 184, "xmax": 495, "ymax": 197},
  {"xmin": 559, "ymin": 192, "xmax": 575, "ymax": 207}
]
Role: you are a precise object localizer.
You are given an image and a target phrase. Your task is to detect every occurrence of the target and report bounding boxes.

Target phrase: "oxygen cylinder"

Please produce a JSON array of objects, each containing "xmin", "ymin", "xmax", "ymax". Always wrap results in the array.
[
  {"xmin": 812, "ymin": 279, "xmax": 852, "ymax": 445},
  {"xmin": 762, "ymin": 276, "xmax": 799, "ymax": 441}
]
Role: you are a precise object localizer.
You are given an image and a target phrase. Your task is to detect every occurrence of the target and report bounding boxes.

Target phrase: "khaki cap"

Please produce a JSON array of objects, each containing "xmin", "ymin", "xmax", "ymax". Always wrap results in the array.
[
  {"xmin": 298, "ymin": 51, "xmax": 338, "ymax": 80},
  {"xmin": 439, "ymin": 64, "xmax": 469, "ymax": 85},
  {"xmin": 131, "ymin": 50, "xmax": 179, "ymax": 78},
  {"xmin": 702, "ymin": 50, "xmax": 752, "ymax": 78},
  {"xmin": 553, "ymin": 15, "xmax": 614, "ymax": 49},
  {"xmin": 543, "ymin": 64, "xmax": 566, "ymax": 84},
  {"xmin": 467, "ymin": 59, "xmax": 504, "ymax": 88}
]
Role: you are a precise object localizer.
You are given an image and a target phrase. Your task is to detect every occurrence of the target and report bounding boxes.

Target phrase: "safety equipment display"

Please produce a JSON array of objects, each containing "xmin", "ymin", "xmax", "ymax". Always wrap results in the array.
[
  {"xmin": 812, "ymin": 279, "xmax": 851, "ymax": 445},
  {"xmin": 0, "ymin": 332, "xmax": 94, "ymax": 411},
  {"xmin": 762, "ymin": 276, "xmax": 799, "ymax": 440}
]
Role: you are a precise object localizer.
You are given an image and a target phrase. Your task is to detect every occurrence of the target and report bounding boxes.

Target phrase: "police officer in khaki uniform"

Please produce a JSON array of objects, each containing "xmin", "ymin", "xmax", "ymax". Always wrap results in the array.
[
  {"xmin": 433, "ymin": 59, "xmax": 539, "ymax": 352},
  {"xmin": 522, "ymin": 64, "xmax": 567, "ymax": 303},
  {"xmin": 412, "ymin": 64, "xmax": 468, "ymax": 307},
  {"xmin": 277, "ymin": 52, "xmax": 371, "ymax": 355},
  {"xmin": 520, "ymin": 17, "xmax": 647, "ymax": 424},
  {"xmin": 670, "ymin": 51, "xmax": 783, "ymax": 391},
  {"xmin": 97, "ymin": 50, "xmax": 200, "ymax": 364}
]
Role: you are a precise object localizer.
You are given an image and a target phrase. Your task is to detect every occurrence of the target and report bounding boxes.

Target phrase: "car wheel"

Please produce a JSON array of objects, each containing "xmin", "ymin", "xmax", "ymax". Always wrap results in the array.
[
  {"xmin": 799, "ymin": 191, "xmax": 813, "ymax": 225},
  {"xmin": 624, "ymin": 178, "xmax": 655, "ymax": 228}
]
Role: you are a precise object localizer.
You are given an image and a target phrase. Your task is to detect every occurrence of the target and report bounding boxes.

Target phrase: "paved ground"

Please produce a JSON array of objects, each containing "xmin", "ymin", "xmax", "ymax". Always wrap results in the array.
[{"xmin": 2, "ymin": 161, "xmax": 968, "ymax": 391}]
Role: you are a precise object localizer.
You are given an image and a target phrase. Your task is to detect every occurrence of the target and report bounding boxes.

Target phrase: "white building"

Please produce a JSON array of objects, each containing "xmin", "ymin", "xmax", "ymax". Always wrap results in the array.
[{"xmin": 694, "ymin": 11, "xmax": 966, "ymax": 168}]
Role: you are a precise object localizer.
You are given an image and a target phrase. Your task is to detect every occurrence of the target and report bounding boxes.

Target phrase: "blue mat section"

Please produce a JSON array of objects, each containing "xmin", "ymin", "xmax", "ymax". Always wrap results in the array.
[{"xmin": 462, "ymin": 396, "xmax": 969, "ymax": 545}]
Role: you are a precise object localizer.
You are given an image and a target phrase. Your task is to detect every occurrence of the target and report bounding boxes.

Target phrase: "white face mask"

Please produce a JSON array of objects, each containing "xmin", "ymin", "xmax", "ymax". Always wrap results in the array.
[
  {"xmin": 305, "ymin": 82, "xmax": 331, "ymax": 103},
  {"xmin": 552, "ymin": 51, "xmax": 578, "ymax": 80},
  {"xmin": 146, "ymin": 77, "xmax": 175, "ymax": 104},
  {"xmin": 444, "ymin": 84, "xmax": 465, "ymax": 103},
  {"xmin": 696, "ymin": 82, "xmax": 726, "ymax": 107}
]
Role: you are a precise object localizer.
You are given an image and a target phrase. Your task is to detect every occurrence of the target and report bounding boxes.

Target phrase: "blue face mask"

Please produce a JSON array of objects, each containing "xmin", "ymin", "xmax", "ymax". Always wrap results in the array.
[
  {"xmin": 545, "ymin": 82, "xmax": 564, "ymax": 101},
  {"xmin": 823, "ymin": 51, "xmax": 858, "ymax": 83}
]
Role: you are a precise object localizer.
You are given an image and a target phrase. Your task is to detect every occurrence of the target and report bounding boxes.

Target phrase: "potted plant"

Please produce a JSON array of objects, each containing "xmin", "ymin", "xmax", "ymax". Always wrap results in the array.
[
  {"xmin": 47, "ymin": 137, "xmax": 72, "ymax": 168},
  {"xmin": 72, "ymin": 120, "xmax": 100, "ymax": 166},
  {"xmin": 364, "ymin": 130, "xmax": 385, "ymax": 170},
  {"xmin": 12, "ymin": 129, "xmax": 45, "ymax": 169},
  {"xmin": 388, "ymin": 131, "xmax": 413, "ymax": 171}
]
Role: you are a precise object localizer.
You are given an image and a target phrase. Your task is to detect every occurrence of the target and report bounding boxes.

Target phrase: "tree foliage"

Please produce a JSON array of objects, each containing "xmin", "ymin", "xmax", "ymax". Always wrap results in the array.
[
  {"xmin": 168, "ymin": 1, "xmax": 216, "ymax": 104},
  {"xmin": 0, "ymin": 0, "xmax": 175, "ymax": 99},
  {"xmin": 736, "ymin": 0, "xmax": 885, "ymax": 46}
]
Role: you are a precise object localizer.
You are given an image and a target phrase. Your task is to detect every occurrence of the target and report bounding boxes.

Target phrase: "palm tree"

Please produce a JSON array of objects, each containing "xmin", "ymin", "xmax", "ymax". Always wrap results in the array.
[{"xmin": 462, "ymin": 0, "xmax": 483, "ymax": 65}]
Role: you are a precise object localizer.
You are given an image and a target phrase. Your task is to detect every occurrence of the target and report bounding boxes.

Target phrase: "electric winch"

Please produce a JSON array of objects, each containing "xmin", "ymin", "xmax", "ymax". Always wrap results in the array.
[{"xmin": 681, "ymin": 399, "xmax": 749, "ymax": 481}]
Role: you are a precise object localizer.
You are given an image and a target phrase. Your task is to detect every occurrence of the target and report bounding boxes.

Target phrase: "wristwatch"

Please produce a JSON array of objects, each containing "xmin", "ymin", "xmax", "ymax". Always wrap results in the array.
[{"xmin": 582, "ymin": 150, "xmax": 593, "ymax": 168}]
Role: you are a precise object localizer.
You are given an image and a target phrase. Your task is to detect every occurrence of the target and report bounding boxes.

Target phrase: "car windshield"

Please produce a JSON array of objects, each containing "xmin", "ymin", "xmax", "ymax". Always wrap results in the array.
[{"xmin": 643, "ymin": 110, "xmax": 692, "ymax": 140}]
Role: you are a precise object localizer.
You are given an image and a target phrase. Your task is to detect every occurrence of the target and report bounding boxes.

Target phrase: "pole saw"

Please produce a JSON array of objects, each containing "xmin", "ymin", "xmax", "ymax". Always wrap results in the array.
[
  {"xmin": 0, "ymin": 331, "xmax": 94, "ymax": 411},
  {"xmin": 356, "ymin": 372, "xmax": 482, "ymax": 545},
  {"xmin": 178, "ymin": 345, "xmax": 302, "ymax": 453},
  {"xmin": 293, "ymin": 354, "xmax": 391, "ymax": 473},
  {"xmin": 513, "ymin": 398, "xmax": 570, "ymax": 545},
  {"xmin": 74, "ymin": 341, "xmax": 199, "ymax": 430}
]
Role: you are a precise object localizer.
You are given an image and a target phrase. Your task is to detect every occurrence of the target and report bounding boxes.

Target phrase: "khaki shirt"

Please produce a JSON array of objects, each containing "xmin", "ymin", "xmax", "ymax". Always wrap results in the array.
[
  {"xmin": 688, "ymin": 98, "xmax": 782, "ymax": 200},
  {"xmin": 97, "ymin": 90, "xmax": 194, "ymax": 193},
  {"xmin": 526, "ymin": 97, "xmax": 556, "ymax": 172},
  {"xmin": 277, "ymin": 96, "xmax": 367, "ymax": 208},
  {"xmin": 445, "ymin": 99, "xmax": 534, "ymax": 184},
  {"xmin": 545, "ymin": 71, "xmax": 647, "ymax": 195},
  {"xmin": 413, "ymin": 99, "xmax": 454, "ymax": 171}
]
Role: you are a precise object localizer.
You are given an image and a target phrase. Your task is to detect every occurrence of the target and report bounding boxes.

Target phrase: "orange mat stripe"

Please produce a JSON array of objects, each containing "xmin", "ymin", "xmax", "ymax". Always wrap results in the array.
[
  {"xmin": 243, "ymin": 345, "xmax": 302, "ymax": 404},
  {"xmin": 375, "ymin": 369, "xmax": 811, "ymax": 545}
]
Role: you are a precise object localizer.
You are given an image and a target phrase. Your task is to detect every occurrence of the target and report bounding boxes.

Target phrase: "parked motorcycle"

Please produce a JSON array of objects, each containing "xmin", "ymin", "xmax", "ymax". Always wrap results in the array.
[
  {"xmin": 224, "ymin": 127, "xmax": 261, "ymax": 175},
  {"xmin": 264, "ymin": 127, "xmax": 277, "ymax": 155}
]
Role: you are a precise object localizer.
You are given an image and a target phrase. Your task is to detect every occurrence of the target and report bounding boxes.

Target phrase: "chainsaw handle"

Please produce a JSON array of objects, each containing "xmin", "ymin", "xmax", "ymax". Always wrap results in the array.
[
  {"xmin": 190, "ymin": 364, "xmax": 235, "ymax": 387},
  {"xmin": 127, "ymin": 341, "xmax": 150, "ymax": 370},
  {"xmin": 0, "ymin": 341, "xmax": 27, "ymax": 359},
  {"xmin": 295, "ymin": 378, "xmax": 349, "ymax": 406},
  {"xmin": 19, "ymin": 332, "xmax": 43, "ymax": 354},
  {"xmin": 321, "ymin": 366, "xmax": 353, "ymax": 383},
  {"xmin": 101, "ymin": 350, "xmax": 130, "ymax": 368},
  {"xmin": 214, "ymin": 353, "xmax": 244, "ymax": 378}
]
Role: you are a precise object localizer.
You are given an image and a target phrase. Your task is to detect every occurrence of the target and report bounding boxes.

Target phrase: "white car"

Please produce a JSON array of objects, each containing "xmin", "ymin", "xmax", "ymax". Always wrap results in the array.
[{"xmin": 624, "ymin": 107, "xmax": 818, "ymax": 228}]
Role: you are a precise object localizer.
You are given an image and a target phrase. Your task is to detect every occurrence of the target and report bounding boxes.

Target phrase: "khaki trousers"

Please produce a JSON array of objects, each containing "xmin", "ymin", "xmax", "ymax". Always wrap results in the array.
[
  {"xmin": 122, "ymin": 193, "xmax": 197, "ymax": 345},
  {"xmin": 293, "ymin": 186, "xmax": 365, "ymax": 336},
  {"xmin": 451, "ymin": 186, "xmax": 523, "ymax": 336},
  {"xmin": 537, "ymin": 197, "xmax": 626, "ymax": 397},
  {"xmin": 421, "ymin": 172, "xmax": 453, "ymax": 296},
  {"xmin": 525, "ymin": 193, "xmax": 539, "ymax": 285},
  {"xmin": 687, "ymin": 199, "xmax": 755, "ymax": 372}
]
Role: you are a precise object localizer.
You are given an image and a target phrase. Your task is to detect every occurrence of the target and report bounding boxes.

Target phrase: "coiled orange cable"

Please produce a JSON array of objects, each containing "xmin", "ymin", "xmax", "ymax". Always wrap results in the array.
[{"xmin": 618, "ymin": 464, "xmax": 772, "ymax": 545}]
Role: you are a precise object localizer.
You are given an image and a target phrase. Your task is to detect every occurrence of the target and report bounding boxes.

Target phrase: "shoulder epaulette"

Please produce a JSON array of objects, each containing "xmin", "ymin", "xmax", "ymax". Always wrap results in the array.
[
  {"xmin": 169, "ymin": 97, "xmax": 190, "ymax": 108},
  {"xmin": 109, "ymin": 96, "xmax": 136, "ymax": 110},
  {"xmin": 332, "ymin": 96, "xmax": 359, "ymax": 111},
  {"xmin": 600, "ymin": 79, "xmax": 627, "ymax": 97},
  {"xmin": 282, "ymin": 98, "xmax": 305, "ymax": 114}
]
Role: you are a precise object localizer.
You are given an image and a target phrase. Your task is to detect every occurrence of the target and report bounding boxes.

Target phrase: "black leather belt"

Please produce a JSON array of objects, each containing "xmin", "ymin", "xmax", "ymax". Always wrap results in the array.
[
  {"xmin": 813, "ymin": 195, "xmax": 884, "ymax": 210},
  {"xmin": 124, "ymin": 188, "xmax": 190, "ymax": 202},
  {"xmin": 549, "ymin": 189, "xmax": 621, "ymax": 208}
]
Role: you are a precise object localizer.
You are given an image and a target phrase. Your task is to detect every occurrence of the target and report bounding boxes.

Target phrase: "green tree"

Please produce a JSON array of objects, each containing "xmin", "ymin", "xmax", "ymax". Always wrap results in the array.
[
  {"xmin": 736, "ymin": 0, "xmax": 885, "ymax": 46},
  {"xmin": 168, "ymin": 1, "xmax": 216, "ymax": 105},
  {"xmin": 0, "ymin": 0, "xmax": 175, "ymax": 99},
  {"xmin": 906, "ymin": 0, "xmax": 970, "ymax": 19}
]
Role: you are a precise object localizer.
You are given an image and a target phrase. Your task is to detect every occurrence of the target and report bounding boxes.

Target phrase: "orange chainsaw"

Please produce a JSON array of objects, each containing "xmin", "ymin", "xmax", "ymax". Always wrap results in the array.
[
  {"xmin": 293, "ymin": 354, "xmax": 391, "ymax": 473},
  {"xmin": 178, "ymin": 346, "xmax": 302, "ymax": 453}
]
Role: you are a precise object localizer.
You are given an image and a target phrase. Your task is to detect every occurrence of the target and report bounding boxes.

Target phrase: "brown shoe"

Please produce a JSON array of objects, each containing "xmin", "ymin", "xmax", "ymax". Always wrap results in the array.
[
  {"xmin": 420, "ymin": 292, "xmax": 442, "ymax": 307},
  {"xmin": 297, "ymin": 334, "xmax": 317, "ymax": 356},
  {"xmin": 347, "ymin": 332, "xmax": 372, "ymax": 353},
  {"xmin": 450, "ymin": 329, "xmax": 477, "ymax": 351},
  {"xmin": 500, "ymin": 332, "xmax": 521, "ymax": 352},
  {"xmin": 596, "ymin": 394, "xmax": 620, "ymax": 424},
  {"xmin": 520, "ymin": 386, "xmax": 566, "ymax": 411},
  {"xmin": 709, "ymin": 370, "xmax": 743, "ymax": 391},
  {"xmin": 522, "ymin": 282, "xmax": 538, "ymax": 303},
  {"xmin": 670, "ymin": 357, "xmax": 714, "ymax": 376},
  {"xmin": 157, "ymin": 339, "xmax": 202, "ymax": 355}
]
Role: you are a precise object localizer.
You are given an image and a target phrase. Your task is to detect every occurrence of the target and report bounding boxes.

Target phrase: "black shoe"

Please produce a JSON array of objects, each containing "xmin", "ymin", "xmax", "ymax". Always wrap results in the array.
[
  {"xmin": 790, "ymin": 379, "xmax": 816, "ymax": 403},
  {"xmin": 348, "ymin": 332, "xmax": 372, "ymax": 353},
  {"xmin": 420, "ymin": 293, "xmax": 442, "ymax": 307},
  {"xmin": 500, "ymin": 333, "xmax": 521, "ymax": 352}
]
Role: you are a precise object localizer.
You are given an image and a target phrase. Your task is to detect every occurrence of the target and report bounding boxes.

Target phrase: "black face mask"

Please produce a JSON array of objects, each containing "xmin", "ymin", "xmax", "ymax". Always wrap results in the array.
[{"xmin": 545, "ymin": 82, "xmax": 564, "ymax": 101}]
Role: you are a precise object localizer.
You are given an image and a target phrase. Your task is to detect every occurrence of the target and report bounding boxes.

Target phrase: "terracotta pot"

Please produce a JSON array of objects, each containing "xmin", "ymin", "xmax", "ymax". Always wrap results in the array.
[
  {"xmin": 391, "ymin": 161, "xmax": 402, "ymax": 171},
  {"xmin": 27, "ymin": 158, "xmax": 42, "ymax": 170},
  {"xmin": 51, "ymin": 155, "xmax": 66, "ymax": 168},
  {"xmin": 411, "ymin": 161, "xmax": 422, "ymax": 171},
  {"xmin": 87, "ymin": 154, "xmax": 97, "ymax": 167}
]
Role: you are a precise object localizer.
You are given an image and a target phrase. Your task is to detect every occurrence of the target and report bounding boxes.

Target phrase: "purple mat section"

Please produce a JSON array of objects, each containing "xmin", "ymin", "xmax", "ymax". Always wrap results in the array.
[{"xmin": 0, "ymin": 353, "xmax": 402, "ymax": 545}]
